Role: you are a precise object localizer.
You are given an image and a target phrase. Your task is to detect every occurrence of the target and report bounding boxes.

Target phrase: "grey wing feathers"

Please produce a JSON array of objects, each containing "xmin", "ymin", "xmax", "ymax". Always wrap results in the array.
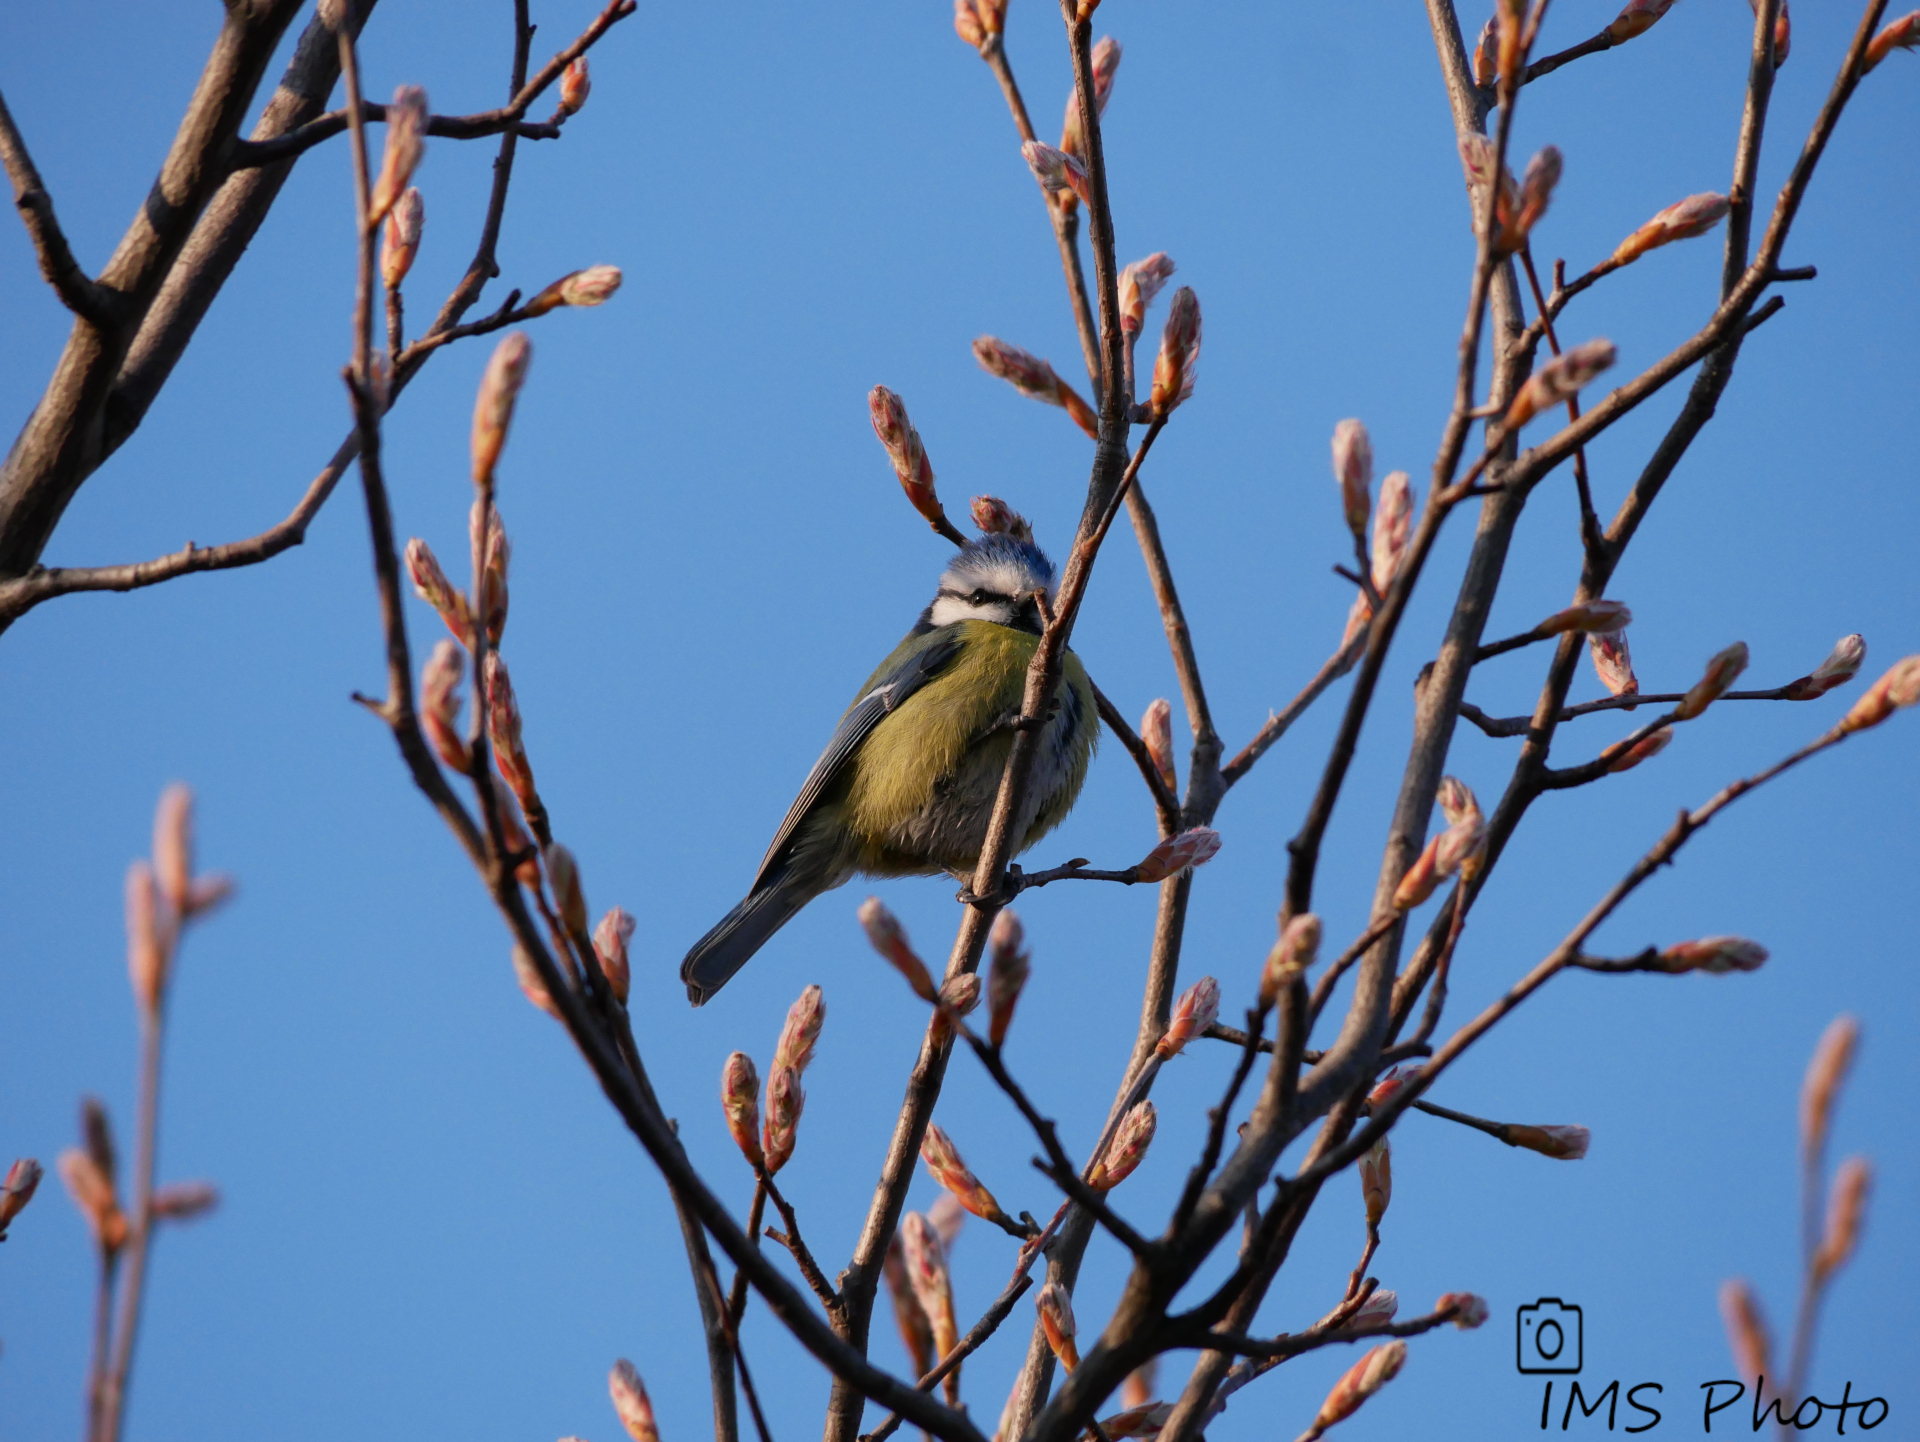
[{"xmin": 748, "ymin": 633, "xmax": 962, "ymax": 892}]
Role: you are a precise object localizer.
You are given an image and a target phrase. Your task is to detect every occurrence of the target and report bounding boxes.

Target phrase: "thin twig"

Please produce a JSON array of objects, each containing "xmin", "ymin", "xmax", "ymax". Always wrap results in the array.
[
  {"xmin": 1092, "ymin": 682, "xmax": 1180, "ymax": 831},
  {"xmin": 0, "ymin": 87, "xmax": 118, "ymax": 325},
  {"xmin": 761, "ymin": 1171, "xmax": 842, "ymax": 1316}
]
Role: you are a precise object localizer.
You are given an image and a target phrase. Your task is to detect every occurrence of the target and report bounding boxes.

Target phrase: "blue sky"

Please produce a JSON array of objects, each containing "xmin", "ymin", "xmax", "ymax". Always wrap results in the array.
[{"xmin": 1, "ymin": 3, "xmax": 1915, "ymax": 1440}]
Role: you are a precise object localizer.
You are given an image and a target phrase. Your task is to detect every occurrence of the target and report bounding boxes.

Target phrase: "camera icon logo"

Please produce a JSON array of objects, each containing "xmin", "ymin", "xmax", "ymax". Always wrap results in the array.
[{"xmin": 1516, "ymin": 1298, "xmax": 1583, "ymax": 1374}]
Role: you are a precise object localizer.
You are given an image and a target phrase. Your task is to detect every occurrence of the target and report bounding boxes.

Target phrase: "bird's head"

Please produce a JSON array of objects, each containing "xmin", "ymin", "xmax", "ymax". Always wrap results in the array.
[{"xmin": 928, "ymin": 534, "xmax": 1057, "ymax": 635}]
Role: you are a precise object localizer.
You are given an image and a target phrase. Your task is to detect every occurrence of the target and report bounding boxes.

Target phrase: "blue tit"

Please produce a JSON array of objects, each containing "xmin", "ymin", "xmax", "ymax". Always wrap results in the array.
[{"xmin": 681, "ymin": 533, "xmax": 1098, "ymax": 1005}]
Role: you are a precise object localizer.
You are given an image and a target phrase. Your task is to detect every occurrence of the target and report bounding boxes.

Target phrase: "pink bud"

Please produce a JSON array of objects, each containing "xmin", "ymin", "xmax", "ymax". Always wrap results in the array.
[
  {"xmin": 1140, "ymin": 698, "xmax": 1176, "ymax": 793},
  {"xmin": 1121, "ymin": 1360, "xmax": 1157, "ymax": 1411},
  {"xmin": 762, "ymin": 1064, "xmax": 805, "ymax": 1174},
  {"xmin": 126, "ymin": 860, "xmax": 167, "ymax": 1014},
  {"xmin": 859, "ymin": 896, "xmax": 937, "ymax": 1002},
  {"xmin": 1504, "ymin": 146, "xmax": 1562, "ymax": 250},
  {"xmin": 370, "ymin": 86, "xmax": 428, "ymax": 223},
  {"xmin": 774, "ymin": 984, "xmax": 827, "ymax": 1074},
  {"xmin": 1865, "ymin": 10, "xmax": 1920, "ymax": 71},
  {"xmin": 1838, "ymin": 654, "xmax": 1920, "ymax": 733},
  {"xmin": 868, "ymin": 386, "xmax": 944, "ymax": 530},
  {"xmin": 404, "ymin": 537, "xmax": 472, "ymax": 643},
  {"xmin": 1507, "ymin": 1123, "xmax": 1591, "ymax": 1159},
  {"xmin": 609, "ymin": 1359, "xmax": 659, "ymax": 1442},
  {"xmin": 1088, "ymin": 1101, "xmax": 1156, "ymax": 1190},
  {"xmin": 921, "ymin": 1123, "xmax": 1008, "ymax": 1225},
  {"xmin": 1353, "ymin": 1288, "xmax": 1400, "ymax": 1325},
  {"xmin": 970, "ymin": 495, "xmax": 1033, "ymax": 540},
  {"xmin": 1539, "ymin": 598, "xmax": 1633, "ymax": 636},
  {"xmin": 593, "ymin": 906, "xmax": 635, "ymax": 1004},
  {"xmin": 1058, "ymin": 37, "xmax": 1122, "ymax": 161},
  {"xmin": 1118, "ymin": 253, "xmax": 1176, "ymax": 336},
  {"xmin": 1800, "ymin": 1015, "xmax": 1859, "ymax": 1158},
  {"xmin": 901, "ymin": 1211, "xmax": 960, "ymax": 1360},
  {"xmin": 1658, "ymin": 936, "xmax": 1768, "ymax": 975},
  {"xmin": 1436, "ymin": 775, "xmax": 1482, "ymax": 828},
  {"xmin": 928, "ymin": 1192, "xmax": 967, "ymax": 1248},
  {"xmin": 559, "ymin": 57, "xmax": 591, "ymax": 116},
  {"xmin": 1812, "ymin": 1157, "xmax": 1871, "ymax": 1281},
  {"xmin": 1505, "ymin": 339, "xmax": 1617, "ymax": 429},
  {"xmin": 1148, "ymin": 286, "xmax": 1202, "ymax": 418},
  {"xmin": 1612, "ymin": 192, "xmax": 1732, "ymax": 266},
  {"xmin": 1371, "ymin": 471, "xmax": 1413, "ymax": 591},
  {"xmin": 471, "ymin": 332, "xmax": 532, "ymax": 485},
  {"xmin": 525, "ymin": 264, "xmax": 623, "ymax": 317},
  {"xmin": 1331, "ymin": 419, "xmax": 1373, "ymax": 539},
  {"xmin": 939, "ymin": 973, "xmax": 981, "ymax": 1016},
  {"xmin": 1675, "ymin": 641, "xmax": 1749, "ymax": 720},
  {"xmin": 0, "ymin": 1158, "xmax": 43, "ymax": 1236},
  {"xmin": 1156, "ymin": 975, "xmax": 1221, "ymax": 1059},
  {"xmin": 1473, "ymin": 17, "xmax": 1498, "ymax": 85},
  {"xmin": 484, "ymin": 653, "xmax": 537, "ymax": 812},
  {"xmin": 884, "ymin": 1232, "xmax": 936, "ymax": 1376},
  {"xmin": 1750, "ymin": 0, "xmax": 1791, "ymax": 64},
  {"xmin": 1359, "ymin": 1137, "xmax": 1392, "ymax": 1225},
  {"xmin": 1720, "ymin": 1279, "xmax": 1774, "ymax": 1383},
  {"xmin": 541, "ymin": 846, "xmax": 582, "ymax": 945},
  {"xmin": 1261, "ymin": 912, "xmax": 1321, "ymax": 1004},
  {"xmin": 1021, "ymin": 140, "xmax": 1092, "ymax": 208},
  {"xmin": 1438, "ymin": 1292, "xmax": 1491, "ymax": 1328},
  {"xmin": 721, "ymin": 1051, "xmax": 764, "ymax": 1168},
  {"xmin": 1604, "ymin": 726, "xmax": 1673, "ymax": 774},
  {"xmin": 511, "ymin": 944, "xmax": 563, "ymax": 1021},
  {"xmin": 954, "ymin": 0, "xmax": 987, "ymax": 47},
  {"xmin": 152, "ymin": 1181, "xmax": 220, "ymax": 1222},
  {"xmin": 1607, "ymin": 0, "xmax": 1679, "ymax": 43},
  {"xmin": 972, "ymin": 337, "xmax": 1098, "ymax": 438},
  {"xmin": 57, "ymin": 1149, "xmax": 126, "ymax": 1251},
  {"xmin": 987, "ymin": 909, "xmax": 1030, "ymax": 1048},
  {"xmin": 1588, "ymin": 628, "xmax": 1639, "ymax": 698},
  {"xmin": 421, "ymin": 639, "xmax": 472, "ymax": 773},
  {"xmin": 1037, "ymin": 1281, "xmax": 1081, "ymax": 1370},
  {"xmin": 152, "ymin": 783, "xmax": 194, "ymax": 915},
  {"xmin": 1786, "ymin": 633, "xmax": 1865, "ymax": 699},
  {"xmin": 1313, "ymin": 1342, "xmax": 1407, "ymax": 1431},
  {"xmin": 1133, "ymin": 825, "xmax": 1221, "ymax": 884},
  {"xmin": 381, "ymin": 187, "xmax": 424, "ymax": 289}
]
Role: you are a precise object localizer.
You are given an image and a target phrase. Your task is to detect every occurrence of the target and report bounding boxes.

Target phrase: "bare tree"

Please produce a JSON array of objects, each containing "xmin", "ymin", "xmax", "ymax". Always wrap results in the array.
[{"xmin": 5, "ymin": 1, "xmax": 1914, "ymax": 1441}]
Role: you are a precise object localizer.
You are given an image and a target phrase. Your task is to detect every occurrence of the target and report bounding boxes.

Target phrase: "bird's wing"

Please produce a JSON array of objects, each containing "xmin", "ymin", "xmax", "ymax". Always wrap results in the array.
[{"xmin": 749, "ymin": 630, "xmax": 965, "ymax": 892}]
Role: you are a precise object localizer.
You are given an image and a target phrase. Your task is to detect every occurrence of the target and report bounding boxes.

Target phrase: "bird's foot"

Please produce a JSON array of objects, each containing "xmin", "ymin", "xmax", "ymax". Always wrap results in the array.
[{"xmin": 953, "ymin": 863, "xmax": 1024, "ymax": 908}]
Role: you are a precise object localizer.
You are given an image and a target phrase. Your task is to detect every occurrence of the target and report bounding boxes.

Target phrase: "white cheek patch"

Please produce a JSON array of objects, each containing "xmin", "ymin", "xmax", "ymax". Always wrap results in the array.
[{"xmin": 930, "ymin": 595, "xmax": 1014, "ymax": 627}]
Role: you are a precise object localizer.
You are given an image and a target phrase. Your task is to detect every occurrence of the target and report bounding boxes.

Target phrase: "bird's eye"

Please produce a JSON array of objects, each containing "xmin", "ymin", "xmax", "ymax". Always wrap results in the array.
[{"xmin": 969, "ymin": 588, "xmax": 991, "ymax": 606}]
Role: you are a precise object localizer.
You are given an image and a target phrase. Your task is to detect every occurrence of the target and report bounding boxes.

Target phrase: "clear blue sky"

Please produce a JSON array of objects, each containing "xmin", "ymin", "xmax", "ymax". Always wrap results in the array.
[{"xmin": 2, "ymin": 3, "xmax": 1915, "ymax": 1439}]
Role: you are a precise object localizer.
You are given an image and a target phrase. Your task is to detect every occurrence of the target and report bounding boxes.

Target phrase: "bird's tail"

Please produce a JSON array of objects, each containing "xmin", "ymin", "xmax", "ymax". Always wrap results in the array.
[{"xmin": 680, "ymin": 878, "xmax": 811, "ymax": 1006}]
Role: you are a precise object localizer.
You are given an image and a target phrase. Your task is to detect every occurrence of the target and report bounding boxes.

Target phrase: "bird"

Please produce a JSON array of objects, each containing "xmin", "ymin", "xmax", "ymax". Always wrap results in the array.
[{"xmin": 680, "ymin": 532, "xmax": 1098, "ymax": 1006}]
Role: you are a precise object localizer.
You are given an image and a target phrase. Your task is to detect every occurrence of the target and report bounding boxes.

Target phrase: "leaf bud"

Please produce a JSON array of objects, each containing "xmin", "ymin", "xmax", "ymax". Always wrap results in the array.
[
  {"xmin": 370, "ymin": 86, "xmax": 428, "ymax": 223},
  {"xmin": 1675, "ymin": 641, "xmax": 1749, "ymax": 720},
  {"xmin": 1587, "ymin": 628, "xmax": 1639, "ymax": 697},
  {"xmin": 1865, "ymin": 10, "xmax": 1920, "ymax": 71},
  {"xmin": 152, "ymin": 1181, "xmax": 220, "ymax": 1222},
  {"xmin": 1359, "ymin": 1137, "xmax": 1392, "ymax": 1226},
  {"xmin": 1331, "ymin": 419, "xmax": 1373, "ymax": 540},
  {"xmin": 987, "ymin": 909, "xmax": 1030, "ymax": 1048},
  {"xmin": 762, "ymin": 1064, "xmax": 805, "ymax": 1174},
  {"xmin": 1812, "ymin": 1157, "xmax": 1871, "ymax": 1281},
  {"xmin": 858, "ymin": 896, "xmax": 937, "ymax": 1002},
  {"xmin": 421, "ymin": 639, "xmax": 471, "ymax": 772},
  {"xmin": 126, "ymin": 860, "xmax": 168, "ymax": 1015},
  {"xmin": 774, "ymin": 984, "xmax": 827, "ymax": 1074},
  {"xmin": 153, "ymin": 780, "xmax": 194, "ymax": 916},
  {"xmin": 1156, "ymin": 975, "xmax": 1220, "ymax": 1059},
  {"xmin": 1260, "ymin": 912, "xmax": 1321, "ymax": 1005},
  {"xmin": 1312, "ymin": 1342, "xmax": 1407, "ymax": 1432},
  {"xmin": 970, "ymin": 495, "xmax": 1034, "ymax": 541},
  {"xmin": 721, "ymin": 1051, "xmax": 764, "ymax": 1168},
  {"xmin": 1837, "ymin": 654, "xmax": 1920, "ymax": 733},
  {"xmin": 921, "ymin": 1123, "xmax": 1010, "ymax": 1226},
  {"xmin": 1439, "ymin": 1292, "xmax": 1491, "ymax": 1328},
  {"xmin": 1133, "ymin": 825, "xmax": 1222, "ymax": 884},
  {"xmin": 592, "ymin": 906, "xmax": 634, "ymax": 1004},
  {"xmin": 1538, "ymin": 598, "xmax": 1633, "ymax": 636},
  {"xmin": 900, "ymin": 1211, "xmax": 960, "ymax": 1360},
  {"xmin": 471, "ymin": 331, "xmax": 532, "ymax": 485},
  {"xmin": 558, "ymin": 57, "xmax": 591, "ymax": 117},
  {"xmin": 972, "ymin": 337, "xmax": 1098, "ymax": 438},
  {"xmin": 0, "ymin": 1158, "xmax": 43, "ymax": 1238},
  {"xmin": 1506, "ymin": 1123, "xmax": 1591, "ymax": 1159},
  {"xmin": 868, "ymin": 386, "xmax": 947, "ymax": 534},
  {"xmin": 525, "ymin": 264, "xmax": 623, "ymax": 317},
  {"xmin": 511, "ymin": 943, "xmax": 563, "ymax": 1020},
  {"xmin": 1504, "ymin": 339, "xmax": 1617, "ymax": 430},
  {"xmin": 1606, "ymin": 0, "xmax": 1679, "ymax": 43},
  {"xmin": 1371, "ymin": 470, "xmax": 1413, "ymax": 592},
  {"xmin": 1148, "ymin": 287, "xmax": 1202, "ymax": 419},
  {"xmin": 1611, "ymin": 192, "xmax": 1731, "ymax": 267},
  {"xmin": 609, "ymin": 1359, "xmax": 659, "ymax": 1442},
  {"xmin": 1118, "ymin": 253, "xmax": 1176, "ymax": 336},
  {"xmin": 1037, "ymin": 1281, "xmax": 1080, "ymax": 1370},
  {"xmin": 1139, "ymin": 698, "xmax": 1176, "ymax": 794},
  {"xmin": 1603, "ymin": 726, "xmax": 1673, "ymax": 774},
  {"xmin": 1088, "ymin": 1101, "xmax": 1156, "ymax": 1191},
  {"xmin": 1784, "ymin": 633, "xmax": 1865, "ymax": 699},
  {"xmin": 1021, "ymin": 140, "xmax": 1092, "ymax": 208},
  {"xmin": 1799, "ymin": 1015, "xmax": 1858, "ymax": 1157},
  {"xmin": 404, "ymin": 537, "xmax": 472, "ymax": 643},
  {"xmin": 381, "ymin": 187, "xmax": 424, "ymax": 289}
]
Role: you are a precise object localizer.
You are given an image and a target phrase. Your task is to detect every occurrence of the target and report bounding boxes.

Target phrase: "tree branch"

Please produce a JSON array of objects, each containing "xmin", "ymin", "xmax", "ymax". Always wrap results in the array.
[{"xmin": 0, "ymin": 87, "xmax": 119, "ymax": 325}]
